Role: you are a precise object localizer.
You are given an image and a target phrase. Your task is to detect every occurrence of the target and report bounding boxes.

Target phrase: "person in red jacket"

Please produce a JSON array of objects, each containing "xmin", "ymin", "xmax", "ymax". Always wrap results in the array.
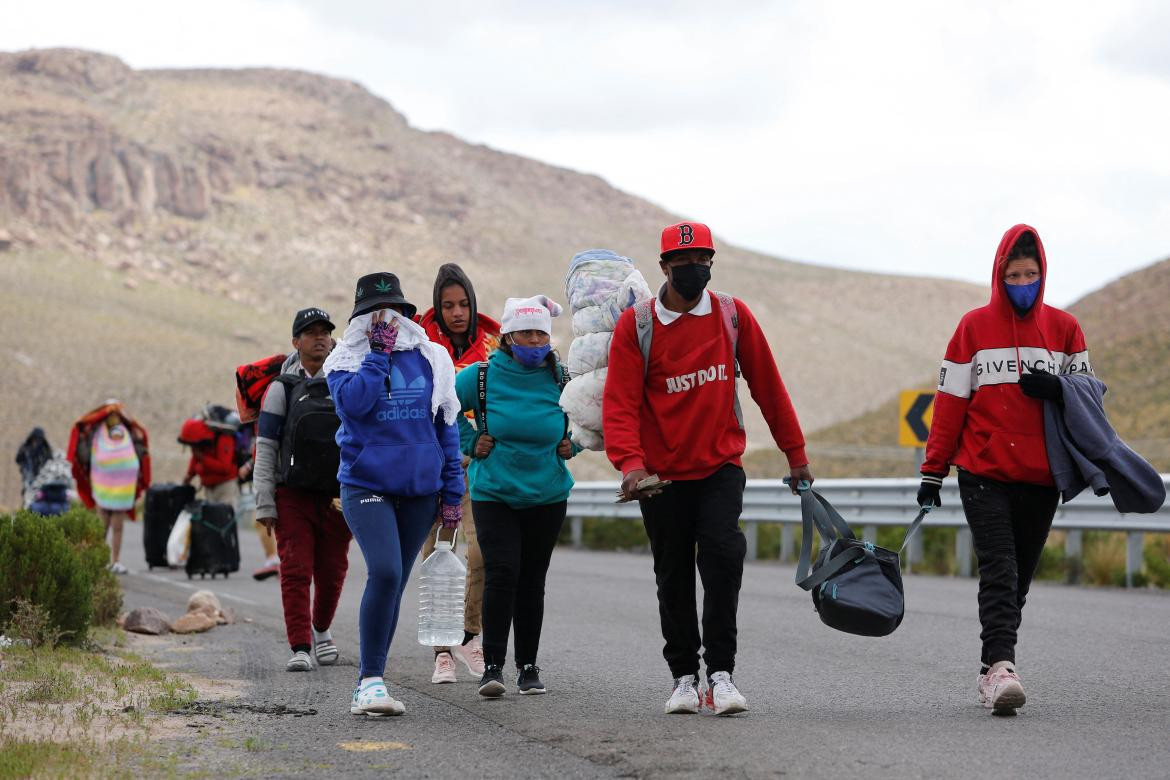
[
  {"xmin": 603, "ymin": 221, "xmax": 812, "ymax": 716},
  {"xmin": 180, "ymin": 418, "xmax": 239, "ymax": 507},
  {"xmin": 918, "ymin": 224, "xmax": 1092, "ymax": 716},
  {"xmin": 417, "ymin": 263, "xmax": 501, "ymax": 684}
]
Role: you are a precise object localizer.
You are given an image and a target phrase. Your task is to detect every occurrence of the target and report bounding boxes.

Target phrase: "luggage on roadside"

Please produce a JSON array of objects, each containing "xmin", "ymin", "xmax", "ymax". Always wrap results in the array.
[
  {"xmin": 274, "ymin": 375, "xmax": 341, "ymax": 495},
  {"xmin": 144, "ymin": 483, "xmax": 196, "ymax": 569},
  {"xmin": 790, "ymin": 479, "xmax": 928, "ymax": 637},
  {"xmin": 185, "ymin": 502, "xmax": 240, "ymax": 579}
]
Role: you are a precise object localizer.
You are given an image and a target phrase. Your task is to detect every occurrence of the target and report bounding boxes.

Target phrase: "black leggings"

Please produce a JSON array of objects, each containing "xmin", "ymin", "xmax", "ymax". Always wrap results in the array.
[
  {"xmin": 472, "ymin": 500, "xmax": 566, "ymax": 669},
  {"xmin": 958, "ymin": 470, "xmax": 1058, "ymax": 666}
]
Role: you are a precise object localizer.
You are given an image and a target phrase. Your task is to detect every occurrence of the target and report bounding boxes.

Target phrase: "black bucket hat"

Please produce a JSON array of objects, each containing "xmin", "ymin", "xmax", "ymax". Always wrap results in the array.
[{"xmin": 350, "ymin": 272, "xmax": 417, "ymax": 320}]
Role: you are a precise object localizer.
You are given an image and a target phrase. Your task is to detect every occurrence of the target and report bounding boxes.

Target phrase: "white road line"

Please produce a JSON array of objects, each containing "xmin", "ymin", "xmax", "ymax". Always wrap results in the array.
[{"xmin": 137, "ymin": 572, "xmax": 260, "ymax": 606}]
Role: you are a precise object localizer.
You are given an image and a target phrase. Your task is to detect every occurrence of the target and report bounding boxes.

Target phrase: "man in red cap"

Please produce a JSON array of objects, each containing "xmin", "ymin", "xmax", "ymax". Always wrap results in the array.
[{"xmin": 603, "ymin": 221, "xmax": 813, "ymax": 716}]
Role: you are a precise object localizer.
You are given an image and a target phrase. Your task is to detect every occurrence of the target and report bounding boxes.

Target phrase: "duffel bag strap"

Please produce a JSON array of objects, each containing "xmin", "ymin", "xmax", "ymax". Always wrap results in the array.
[
  {"xmin": 899, "ymin": 505, "xmax": 931, "ymax": 553},
  {"xmin": 789, "ymin": 480, "xmax": 860, "ymax": 589}
]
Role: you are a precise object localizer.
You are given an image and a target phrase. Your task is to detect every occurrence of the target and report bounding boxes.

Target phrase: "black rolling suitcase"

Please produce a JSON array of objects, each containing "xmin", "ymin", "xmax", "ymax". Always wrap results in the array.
[
  {"xmin": 143, "ymin": 483, "xmax": 196, "ymax": 569},
  {"xmin": 185, "ymin": 501, "xmax": 240, "ymax": 579}
]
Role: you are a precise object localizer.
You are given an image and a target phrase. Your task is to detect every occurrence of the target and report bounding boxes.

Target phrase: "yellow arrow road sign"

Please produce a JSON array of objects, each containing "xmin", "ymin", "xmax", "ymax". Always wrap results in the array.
[{"xmin": 898, "ymin": 390, "xmax": 936, "ymax": 448}]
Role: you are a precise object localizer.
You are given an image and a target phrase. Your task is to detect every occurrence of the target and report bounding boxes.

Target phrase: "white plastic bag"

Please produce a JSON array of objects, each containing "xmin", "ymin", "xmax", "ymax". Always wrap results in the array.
[
  {"xmin": 567, "ymin": 331, "xmax": 613, "ymax": 377},
  {"xmin": 167, "ymin": 508, "xmax": 193, "ymax": 567},
  {"xmin": 560, "ymin": 368, "xmax": 607, "ymax": 433}
]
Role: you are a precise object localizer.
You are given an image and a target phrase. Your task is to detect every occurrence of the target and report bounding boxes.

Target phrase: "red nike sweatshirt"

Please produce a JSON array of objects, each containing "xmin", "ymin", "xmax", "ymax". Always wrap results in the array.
[
  {"xmin": 922, "ymin": 224, "xmax": 1092, "ymax": 486},
  {"xmin": 603, "ymin": 291, "xmax": 807, "ymax": 481}
]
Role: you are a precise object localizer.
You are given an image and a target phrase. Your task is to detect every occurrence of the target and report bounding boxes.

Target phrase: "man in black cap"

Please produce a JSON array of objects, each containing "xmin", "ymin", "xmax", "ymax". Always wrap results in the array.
[{"xmin": 254, "ymin": 307, "xmax": 354, "ymax": 673}]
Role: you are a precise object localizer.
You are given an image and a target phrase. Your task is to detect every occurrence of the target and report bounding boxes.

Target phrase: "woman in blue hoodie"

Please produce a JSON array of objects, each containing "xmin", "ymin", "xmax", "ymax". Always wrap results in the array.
[
  {"xmin": 324, "ymin": 272, "xmax": 465, "ymax": 717},
  {"xmin": 455, "ymin": 295, "xmax": 579, "ymax": 698}
]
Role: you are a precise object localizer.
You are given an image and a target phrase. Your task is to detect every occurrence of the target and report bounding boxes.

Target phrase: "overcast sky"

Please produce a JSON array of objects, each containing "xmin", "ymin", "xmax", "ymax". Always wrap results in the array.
[{"xmin": 6, "ymin": 0, "xmax": 1170, "ymax": 305}]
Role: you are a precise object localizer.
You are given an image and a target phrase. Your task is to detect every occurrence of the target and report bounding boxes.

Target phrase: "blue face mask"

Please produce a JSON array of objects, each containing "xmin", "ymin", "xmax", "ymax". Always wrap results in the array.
[
  {"xmin": 512, "ymin": 343, "xmax": 551, "ymax": 367},
  {"xmin": 1004, "ymin": 278, "xmax": 1041, "ymax": 312}
]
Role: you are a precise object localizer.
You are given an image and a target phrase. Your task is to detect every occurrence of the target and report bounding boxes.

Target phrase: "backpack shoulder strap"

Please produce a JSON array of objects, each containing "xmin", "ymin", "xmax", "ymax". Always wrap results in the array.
[
  {"xmin": 713, "ymin": 291, "xmax": 739, "ymax": 357},
  {"xmin": 476, "ymin": 361, "xmax": 489, "ymax": 434},
  {"xmin": 633, "ymin": 298, "xmax": 655, "ymax": 377},
  {"xmin": 713, "ymin": 291, "xmax": 744, "ymax": 429}
]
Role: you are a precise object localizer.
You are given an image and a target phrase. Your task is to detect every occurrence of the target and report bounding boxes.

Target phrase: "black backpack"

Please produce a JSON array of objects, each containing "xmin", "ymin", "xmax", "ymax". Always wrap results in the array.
[
  {"xmin": 275, "ymin": 375, "xmax": 341, "ymax": 495},
  {"xmin": 791, "ymin": 480, "xmax": 928, "ymax": 637}
]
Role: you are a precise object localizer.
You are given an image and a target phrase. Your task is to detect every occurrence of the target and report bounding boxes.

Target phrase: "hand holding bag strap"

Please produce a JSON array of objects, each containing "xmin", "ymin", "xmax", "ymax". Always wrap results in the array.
[
  {"xmin": 793, "ymin": 482, "xmax": 842, "ymax": 586},
  {"xmin": 790, "ymin": 480, "xmax": 864, "ymax": 591}
]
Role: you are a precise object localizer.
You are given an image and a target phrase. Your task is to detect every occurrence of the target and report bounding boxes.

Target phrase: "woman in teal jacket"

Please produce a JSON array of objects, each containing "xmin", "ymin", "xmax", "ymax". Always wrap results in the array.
[{"xmin": 455, "ymin": 295, "xmax": 578, "ymax": 698}]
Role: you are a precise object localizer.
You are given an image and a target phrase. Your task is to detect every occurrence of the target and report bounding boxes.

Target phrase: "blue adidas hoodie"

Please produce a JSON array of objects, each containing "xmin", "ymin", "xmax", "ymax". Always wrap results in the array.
[{"xmin": 327, "ymin": 349, "xmax": 463, "ymax": 505}]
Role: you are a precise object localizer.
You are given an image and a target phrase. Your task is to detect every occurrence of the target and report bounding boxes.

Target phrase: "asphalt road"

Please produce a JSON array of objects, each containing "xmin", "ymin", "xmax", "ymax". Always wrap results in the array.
[{"xmin": 118, "ymin": 519, "xmax": 1170, "ymax": 779}]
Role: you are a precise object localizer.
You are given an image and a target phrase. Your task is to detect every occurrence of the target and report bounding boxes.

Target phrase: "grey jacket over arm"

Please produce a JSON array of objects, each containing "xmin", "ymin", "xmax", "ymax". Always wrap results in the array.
[{"xmin": 1044, "ymin": 374, "xmax": 1166, "ymax": 514}]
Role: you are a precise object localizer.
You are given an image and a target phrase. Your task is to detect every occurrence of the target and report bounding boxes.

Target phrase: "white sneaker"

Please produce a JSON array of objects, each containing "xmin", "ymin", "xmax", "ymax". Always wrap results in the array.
[
  {"xmin": 350, "ymin": 680, "xmax": 405, "ymax": 716},
  {"xmin": 665, "ymin": 674, "xmax": 700, "ymax": 714},
  {"xmin": 108, "ymin": 561, "xmax": 128, "ymax": 575},
  {"xmin": 286, "ymin": 650, "xmax": 312, "ymax": 672},
  {"xmin": 451, "ymin": 637, "xmax": 486, "ymax": 676},
  {"xmin": 431, "ymin": 652, "xmax": 457, "ymax": 684},
  {"xmin": 314, "ymin": 639, "xmax": 339, "ymax": 666},
  {"xmin": 704, "ymin": 671, "xmax": 747, "ymax": 716},
  {"xmin": 978, "ymin": 661, "xmax": 1026, "ymax": 715}
]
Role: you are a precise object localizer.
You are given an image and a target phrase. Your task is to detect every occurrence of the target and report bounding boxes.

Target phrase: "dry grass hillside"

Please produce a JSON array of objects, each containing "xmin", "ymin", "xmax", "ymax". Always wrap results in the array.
[
  {"xmin": 0, "ymin": 48, "xmax": 989, "ymax": 505},
  {"xmin": 746, "ymin": 257, "xmax": 1170, "ymax": 479}
]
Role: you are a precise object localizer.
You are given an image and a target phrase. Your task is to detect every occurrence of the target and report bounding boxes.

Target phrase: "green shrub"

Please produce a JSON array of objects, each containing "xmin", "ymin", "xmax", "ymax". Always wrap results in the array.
[
  {"xmin": 0, "ymin": 508, "xmax": 119, "ymax": 645},
  {"xmin": 1144, "ymin": 536, "xmax": 1170, "ymax": 588}
]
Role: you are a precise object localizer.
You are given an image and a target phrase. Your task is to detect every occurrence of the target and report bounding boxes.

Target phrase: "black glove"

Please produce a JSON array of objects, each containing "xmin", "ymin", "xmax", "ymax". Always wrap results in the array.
[
  {"xmin": 1019, "ymin": 368, "xmax": 1062, "ymax": 401},
  {"xmin": 917, "ymin": 475, "xmax": 943, "ymax": 509}
]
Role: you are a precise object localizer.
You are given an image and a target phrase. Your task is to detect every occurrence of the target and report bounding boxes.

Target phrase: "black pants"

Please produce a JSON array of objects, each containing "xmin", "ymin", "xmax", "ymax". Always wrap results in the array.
[
  {"xmin": 640, "ymin": 463, "xmax": 747, "ymax": 679},
  {"xmin": 958, "ymin": 469, "xmax": 1058, "ymax": 666},
  {"xmin": 473, "ymin": 500, "xmax": 566, "ymax": 669}
]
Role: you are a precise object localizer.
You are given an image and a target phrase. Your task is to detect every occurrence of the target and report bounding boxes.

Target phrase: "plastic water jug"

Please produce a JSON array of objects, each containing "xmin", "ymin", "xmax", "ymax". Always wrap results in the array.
[{"xmin": 417, "ymin": 528, "xmax": 467, "ymax": 646}]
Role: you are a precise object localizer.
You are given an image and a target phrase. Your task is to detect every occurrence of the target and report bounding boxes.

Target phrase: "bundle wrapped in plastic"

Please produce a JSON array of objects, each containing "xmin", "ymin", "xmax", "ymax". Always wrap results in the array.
[
  {"xmin": 566, "ymin": 250, "xmax": 652, "ymax": 337},
  {"xmin": 566, "ymin": 331, "xmax": 613, "ymax": 378},
  {"xmin": 562, "ymin": 249, "xmax": 652, "ymax": 451}
]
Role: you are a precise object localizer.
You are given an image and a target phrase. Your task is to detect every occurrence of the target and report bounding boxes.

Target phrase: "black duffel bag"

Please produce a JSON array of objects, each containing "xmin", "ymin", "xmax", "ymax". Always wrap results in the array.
[{"xmin": 790, "ymin": 479, "xmax": 928, "ymax": 637}]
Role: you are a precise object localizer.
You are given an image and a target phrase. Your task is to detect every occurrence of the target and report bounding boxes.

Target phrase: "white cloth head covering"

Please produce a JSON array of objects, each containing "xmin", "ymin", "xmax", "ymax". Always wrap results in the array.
[
  {"xmin": 501, "ymin": 295, "xmax": 563, "ymax": 335},
  {"xmin": 322, "ymin": 309, "xmax": 460, "ymax": 425}
]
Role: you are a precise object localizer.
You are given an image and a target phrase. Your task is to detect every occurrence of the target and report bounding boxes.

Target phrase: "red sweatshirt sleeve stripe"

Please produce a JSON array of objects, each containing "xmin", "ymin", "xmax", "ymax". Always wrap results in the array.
[{"xmin": 734, "ymin": 299, "xmax": 807, "ymax": 468}]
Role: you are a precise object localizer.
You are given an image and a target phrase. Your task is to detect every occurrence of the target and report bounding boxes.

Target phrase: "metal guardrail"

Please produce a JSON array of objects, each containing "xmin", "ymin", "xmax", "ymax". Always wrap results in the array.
[{"xmin": 566, "ymin": 477, "xmax": 1170, "ymax": 587}]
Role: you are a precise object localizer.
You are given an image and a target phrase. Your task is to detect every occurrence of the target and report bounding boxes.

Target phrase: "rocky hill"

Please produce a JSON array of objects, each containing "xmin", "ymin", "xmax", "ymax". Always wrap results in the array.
[{"xmin": 0, "ymin": 49, "xmax": 989, "ymax": 506}]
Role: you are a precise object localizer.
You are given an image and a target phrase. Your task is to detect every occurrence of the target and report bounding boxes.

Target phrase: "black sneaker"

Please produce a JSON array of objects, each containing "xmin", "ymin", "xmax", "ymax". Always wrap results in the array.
[
  {"xmin": 517, "ymin": 664, "xmax": 546, "ymax": 695},
  {"xmin": 478, "ymin": 665, "xmax": 506, "ymax": 698}
]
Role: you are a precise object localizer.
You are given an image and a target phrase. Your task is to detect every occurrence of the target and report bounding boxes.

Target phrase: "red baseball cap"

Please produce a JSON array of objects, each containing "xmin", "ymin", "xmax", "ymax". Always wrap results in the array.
[{"xmin": 660, "ymin": 221, "xmax": 715, "ymax": 259}]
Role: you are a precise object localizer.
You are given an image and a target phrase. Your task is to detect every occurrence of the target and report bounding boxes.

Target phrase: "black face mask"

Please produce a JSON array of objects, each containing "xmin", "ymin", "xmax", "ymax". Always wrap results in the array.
[{"xmin": 669, "ymin": 263, "xmax": 711, "ymax": 301}]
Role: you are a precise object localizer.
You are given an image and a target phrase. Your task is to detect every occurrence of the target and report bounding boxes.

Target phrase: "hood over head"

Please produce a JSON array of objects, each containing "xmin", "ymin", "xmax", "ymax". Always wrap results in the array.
[
  {"xmin": 992, "ymin": 223, "xmax": 1047, "ymax": 317},
  {"xmin": 431, "ymin": 263, "xmax": 479, "ymax": 344}
]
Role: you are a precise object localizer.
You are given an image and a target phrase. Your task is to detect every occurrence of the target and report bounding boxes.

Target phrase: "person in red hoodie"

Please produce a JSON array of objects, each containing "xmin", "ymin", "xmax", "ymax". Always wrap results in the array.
[
  {"xmin": 918, "ymin": 224, "xmax": 1092, "ymax": 716},
  {"xmin": 180, "ymin": 418, "xmax": 239, "ymax": 507},
  {"xmin": 417, "ymin": 263, "xmax": 501, "ymax": 684},
  {"xmin": 603, "ymin": 221, "xmax": 812, "ymax": 716}
]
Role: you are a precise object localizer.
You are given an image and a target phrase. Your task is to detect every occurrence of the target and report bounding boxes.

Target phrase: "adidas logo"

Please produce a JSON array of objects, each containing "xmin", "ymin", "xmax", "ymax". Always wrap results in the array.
[
  {"xmin": 388, "ymin": 364, "xmax": 427, "ymax": 407},
  {"xmin": 376, "ymin": 407, "xmax": 430, "ymax": 421}
]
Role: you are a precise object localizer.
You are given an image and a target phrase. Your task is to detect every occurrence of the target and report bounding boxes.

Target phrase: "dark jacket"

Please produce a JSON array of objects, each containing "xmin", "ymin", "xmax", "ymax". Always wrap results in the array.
[{"xmin": 1044, "ymin": 374, "xmax": 1166, "ymax": 513}]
